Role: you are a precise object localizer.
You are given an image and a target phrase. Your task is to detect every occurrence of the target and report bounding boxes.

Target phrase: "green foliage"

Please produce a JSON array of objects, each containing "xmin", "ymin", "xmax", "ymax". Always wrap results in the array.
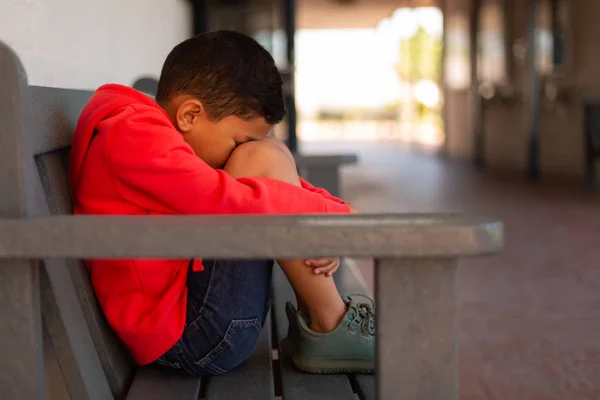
[{"xmin": 396, "ymin": 26, "xmax": 443, "ymax": 83}]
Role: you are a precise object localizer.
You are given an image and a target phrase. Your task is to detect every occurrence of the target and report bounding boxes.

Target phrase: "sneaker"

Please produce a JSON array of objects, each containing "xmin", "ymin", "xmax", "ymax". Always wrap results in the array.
[
  {"xmin": 292, "ymin": 295, "xmax": 375, "ymax": 374},
  {"xmin": 281, "ymin": 302, "xmax": 302, "ymax": 354}
]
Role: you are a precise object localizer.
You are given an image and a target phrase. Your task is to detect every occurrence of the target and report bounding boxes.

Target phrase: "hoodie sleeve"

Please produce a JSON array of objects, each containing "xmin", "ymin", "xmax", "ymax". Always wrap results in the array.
[
  {"xmin": 103, "ymin": 106, "xmax": 351, "ymax": 215},
  {"xmin": 299, "ymin": 178, "xmax": 347, "ymax": 205}
]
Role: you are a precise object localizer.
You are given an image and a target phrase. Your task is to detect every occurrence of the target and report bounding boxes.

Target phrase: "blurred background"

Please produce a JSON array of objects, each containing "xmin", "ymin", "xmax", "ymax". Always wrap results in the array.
[{"xmin": 1, "ymin": 0, "xmax": 598, "ymax": 398}]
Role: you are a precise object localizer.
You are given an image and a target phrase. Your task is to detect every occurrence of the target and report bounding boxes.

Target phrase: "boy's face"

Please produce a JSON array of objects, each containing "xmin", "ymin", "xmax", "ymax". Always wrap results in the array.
[
  {"xmin": 184, "ymin": 114, "xmax": 272, "ymax": 169},
  {"xmin": 166, "ymin": 96, "xmax": 273, "ymax": 168}
]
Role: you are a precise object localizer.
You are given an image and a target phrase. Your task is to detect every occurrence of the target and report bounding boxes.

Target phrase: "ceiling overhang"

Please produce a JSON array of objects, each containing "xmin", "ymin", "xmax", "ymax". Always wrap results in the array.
[{"xmin": 298, "ymin": 0, "xmax": 441, "ymax": 29}]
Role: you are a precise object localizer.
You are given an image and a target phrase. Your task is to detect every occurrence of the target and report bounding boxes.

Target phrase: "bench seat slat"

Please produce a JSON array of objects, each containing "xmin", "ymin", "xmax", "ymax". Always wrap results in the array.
[
  {"xmin": 354, "ymin": 375, "xmax": 376, "ymax": 400},
  {"xmin": 205, "ymin": 314, "xmax": 275, "ymax": 400},
  {"xmin": 126, "ymin": 367, "xmax": 202, "ymax": 400},
  {"xmin": 272, "ymin": 266, "xmax": 356, "ymax": 400}
]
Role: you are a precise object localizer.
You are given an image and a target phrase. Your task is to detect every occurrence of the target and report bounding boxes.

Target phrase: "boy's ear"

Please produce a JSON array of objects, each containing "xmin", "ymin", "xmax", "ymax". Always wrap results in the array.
[{"xmin": 175, "ymin": 99, "xmax": 206, "ymax": 132}]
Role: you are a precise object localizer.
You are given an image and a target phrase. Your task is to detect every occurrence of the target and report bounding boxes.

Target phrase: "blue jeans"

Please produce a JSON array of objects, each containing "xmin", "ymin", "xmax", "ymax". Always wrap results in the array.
[{"xmin": 155, "ymin": 259, "xmax": 273, "ymax": 376}]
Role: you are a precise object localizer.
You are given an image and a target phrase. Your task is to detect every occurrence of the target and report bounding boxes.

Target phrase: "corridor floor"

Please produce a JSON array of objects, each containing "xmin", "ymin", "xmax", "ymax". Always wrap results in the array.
[{"xmin": 303, "ymin": 140, "xmax": 600, "ymax": 400}]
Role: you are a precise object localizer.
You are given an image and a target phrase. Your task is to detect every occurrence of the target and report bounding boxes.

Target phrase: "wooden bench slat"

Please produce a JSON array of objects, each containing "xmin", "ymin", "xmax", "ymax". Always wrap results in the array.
[
  {"xmin": 126, "ymin": 367, "xmax": 202, "ymax": 400},
  {"xmin": 205, "ymin": 314, "xmax": 275, "ymax": 400},
  {"xmin": 0, "ymin": 214, "xmax": 503, "ymax": 259},
  {"xmin": 272, "ymin": 267, "xmax": 356, "ymax": 400}
]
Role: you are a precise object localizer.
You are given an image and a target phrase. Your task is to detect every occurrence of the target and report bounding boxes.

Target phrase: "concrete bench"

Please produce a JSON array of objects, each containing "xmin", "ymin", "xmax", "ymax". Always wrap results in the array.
[
  {"xmin": 132, "ymin": 76, "xmax": 358, "ymax": 197},
  {"xmin": 294, "ymin": 154, "xmax": 358, "ymax": 198},
  {"xmin": 0, "ymin": 41, "xmax": 503, "ymax": 400}
]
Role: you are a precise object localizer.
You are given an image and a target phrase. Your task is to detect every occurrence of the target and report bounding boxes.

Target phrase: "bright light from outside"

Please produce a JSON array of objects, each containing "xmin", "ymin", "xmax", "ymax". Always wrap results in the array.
[
  {"xmin": 292, "ymin": 7, "xmax": 444, "ymax": 147},
  {"xmin": 413, "ymin": 80, "xmax": 441, "ymax": 108}
]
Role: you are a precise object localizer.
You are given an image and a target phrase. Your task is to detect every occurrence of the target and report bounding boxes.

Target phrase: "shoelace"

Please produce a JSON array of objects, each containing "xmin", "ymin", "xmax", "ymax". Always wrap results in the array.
[{"xmin": 344, "ymin": 294, "xmax": 376, "ymax": 337}]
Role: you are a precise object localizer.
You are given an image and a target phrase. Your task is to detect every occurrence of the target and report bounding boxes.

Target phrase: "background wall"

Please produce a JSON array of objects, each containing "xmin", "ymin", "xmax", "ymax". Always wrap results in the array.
[
  {"xmin": 444, "ymin": 0, "xmax": 597, "ymax": 180},
  {"xmin": 0, "ymin": 0, "xmax": 191, "ymax": 89}
]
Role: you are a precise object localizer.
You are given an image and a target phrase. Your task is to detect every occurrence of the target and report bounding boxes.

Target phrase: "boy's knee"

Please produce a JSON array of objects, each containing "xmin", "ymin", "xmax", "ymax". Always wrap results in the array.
[{"xmin": 224, "ymin": 139, "xmax": 300, "ymax": 185}]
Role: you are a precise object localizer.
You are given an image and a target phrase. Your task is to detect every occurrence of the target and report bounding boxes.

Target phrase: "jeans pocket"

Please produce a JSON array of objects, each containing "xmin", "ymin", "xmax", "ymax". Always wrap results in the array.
[{"xmin": 194, "ymin": 318, "xmax": 262, "ymax": 375}]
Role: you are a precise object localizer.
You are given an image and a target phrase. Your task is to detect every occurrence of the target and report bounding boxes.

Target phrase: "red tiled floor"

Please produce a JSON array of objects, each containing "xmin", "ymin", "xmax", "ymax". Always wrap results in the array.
[{"xmin": 302, "ymin": 140, "xmax": 600, "ymax": 400}]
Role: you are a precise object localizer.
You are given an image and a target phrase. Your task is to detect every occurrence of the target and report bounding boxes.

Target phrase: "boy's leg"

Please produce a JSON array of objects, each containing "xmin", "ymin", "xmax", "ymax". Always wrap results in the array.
[
  {"xmin": 224, "ymin": 138, "xmax": 347, "ymax": 333},
  {"xmin": 156, "ymin": 258, "xmax": 273, "ymax": 376}
]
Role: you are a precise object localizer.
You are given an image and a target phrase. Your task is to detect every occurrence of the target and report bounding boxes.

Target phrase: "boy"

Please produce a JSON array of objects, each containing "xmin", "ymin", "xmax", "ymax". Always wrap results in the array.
[{"xmin": 69, "ymin": 30, "xmax": 375, "ymax": 376}]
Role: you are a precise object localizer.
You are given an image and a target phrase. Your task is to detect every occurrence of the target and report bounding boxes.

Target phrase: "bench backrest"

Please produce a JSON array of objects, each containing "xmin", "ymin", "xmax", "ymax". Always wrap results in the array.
[{"xmin": 29, "ymin": 86, "xmax": 136, "ymax": 398}]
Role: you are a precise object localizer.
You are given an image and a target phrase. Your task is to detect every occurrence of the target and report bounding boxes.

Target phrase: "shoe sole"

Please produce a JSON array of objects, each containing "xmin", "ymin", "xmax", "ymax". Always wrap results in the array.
[{"xmin": 292, "ymin": 355, "xmax": 374, "ymax": 374}]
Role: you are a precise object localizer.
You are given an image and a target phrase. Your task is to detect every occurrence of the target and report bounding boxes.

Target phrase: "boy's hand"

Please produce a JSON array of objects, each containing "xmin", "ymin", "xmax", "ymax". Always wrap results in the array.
[
  {"xmin": 346, "ymin": 202, "xmax": 359, "ymax": 214},
  {"xmin": 305, "ymin": 258, "xmax": 340, "ymax": 277},
  {"xmin": 302, "ymin": 203, "xmax": 354, "ymax": 276}
]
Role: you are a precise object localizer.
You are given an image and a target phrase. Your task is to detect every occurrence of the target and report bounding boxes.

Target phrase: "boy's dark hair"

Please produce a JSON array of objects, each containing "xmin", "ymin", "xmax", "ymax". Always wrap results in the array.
[{"xmin": 156, "ymin": 30, "xmax": 286, "ymax": 125}]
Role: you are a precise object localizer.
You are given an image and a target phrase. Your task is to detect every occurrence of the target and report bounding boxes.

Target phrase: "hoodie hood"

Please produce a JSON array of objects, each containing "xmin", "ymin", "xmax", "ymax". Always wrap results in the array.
[{"xmin": 69, "ymin": 84, "xmax": 168, "ymax": 205}]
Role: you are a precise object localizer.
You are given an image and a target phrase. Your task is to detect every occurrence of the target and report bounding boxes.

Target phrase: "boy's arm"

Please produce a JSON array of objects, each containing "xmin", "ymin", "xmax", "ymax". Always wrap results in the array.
[{"xmin": 105, "ymin": 108, "xmax": 350, "ymax": 215}]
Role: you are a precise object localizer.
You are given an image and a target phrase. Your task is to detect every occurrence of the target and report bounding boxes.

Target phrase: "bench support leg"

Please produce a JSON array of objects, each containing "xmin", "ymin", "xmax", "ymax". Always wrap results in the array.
[
  {"xmin": 0, "ymin": 260, "xmax": 45, "ymax": 399},
  {"xmin": 376, "ymin": 257, "xmax": 458, "ymax": 400}
]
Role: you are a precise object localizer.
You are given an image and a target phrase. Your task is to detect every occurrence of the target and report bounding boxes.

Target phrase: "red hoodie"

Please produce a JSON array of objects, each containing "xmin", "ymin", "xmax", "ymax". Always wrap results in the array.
[{"xmin": 69, "ymin": 84, "xmax": 350, "ymax": 365}]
